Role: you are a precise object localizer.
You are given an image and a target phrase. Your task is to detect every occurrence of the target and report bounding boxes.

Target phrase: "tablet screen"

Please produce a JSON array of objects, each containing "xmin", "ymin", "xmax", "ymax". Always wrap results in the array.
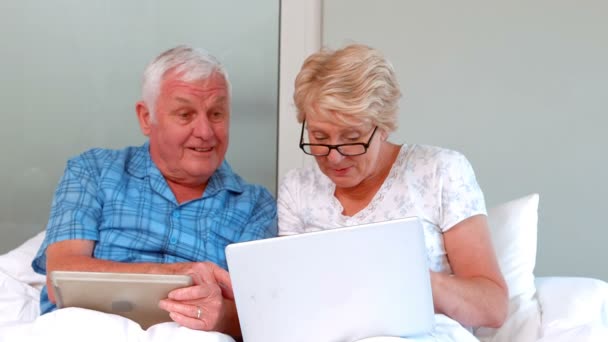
[{"xmin": 51, "ymin": 271, "xmax": 193, "ymax": 329}]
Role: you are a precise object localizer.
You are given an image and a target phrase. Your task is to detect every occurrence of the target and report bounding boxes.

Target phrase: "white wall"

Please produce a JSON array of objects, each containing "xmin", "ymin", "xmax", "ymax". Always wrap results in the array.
[
  {"xmin": 277, "ymin": 0, "xmax": 320, "ymax": 183},
  {"xmin": 279, "ymin": 0, "xmax": 607, "ymax": 281},
  {"xmin": 320, "ymin": 0, "xmax": 608, "ymax": 280},
  {"xmin": 0, "ymin": 0, "xmax": 279, "ymax": 253},
  {"xmin": 4, "ymin": 0, "xmax": 605, "ymax": 282}
]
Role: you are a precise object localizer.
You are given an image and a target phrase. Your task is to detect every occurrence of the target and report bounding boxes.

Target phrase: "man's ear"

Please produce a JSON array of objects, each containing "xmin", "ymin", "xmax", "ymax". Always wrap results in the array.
[{"xmin": 135, "ymin": 101, "xmax": 153, "ymax": 136}]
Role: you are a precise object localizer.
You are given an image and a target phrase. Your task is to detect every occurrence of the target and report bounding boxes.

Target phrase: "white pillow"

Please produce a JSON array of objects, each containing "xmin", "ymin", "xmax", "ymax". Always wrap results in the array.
[
  {"xmin": 535, "ymin": 276, "xmax": 608, "ymax": 331},
  {"xmin": 474, "ymin": 193, "xmax": 541, "ymax": 342},
  {"xmin": 0, "ymin": 230, "xmax": 46, "ymax": 325},
  {"xmin": 487, "ymin": 193, "xmax": 539, "ymax": 299},
  {"xmin": 0, "ymin": 230, "xmax": 46, "ymax": 287},
  {"xmin": 0, "ymin": 269, "xmax": 42, "ymax": 325}
]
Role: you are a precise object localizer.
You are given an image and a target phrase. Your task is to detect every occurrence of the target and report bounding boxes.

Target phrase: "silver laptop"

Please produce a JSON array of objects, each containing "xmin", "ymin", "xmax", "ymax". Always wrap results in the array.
[{"xmin": 225, "ymin": 217, "xmax": 435, "ymax": 342}]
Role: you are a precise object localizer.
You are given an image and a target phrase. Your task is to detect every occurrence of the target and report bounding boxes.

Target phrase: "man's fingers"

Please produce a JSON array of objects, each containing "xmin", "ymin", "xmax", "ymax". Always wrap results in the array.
[
  {"xmin": 188, "ymin": 272, "xmax": 204, "ymax": 286},
  {"xmin": 218, "ymin": 282, "xmax": 235, "ymax": 301},
  {"xmin": 159, "ymin": 299, "xmax": 200, "ymax": 317},
  {"xmin": 167, "ymin": 283, "xmax": 215, "ymax": 301},
  {"xmin": 175, "ymin": 262, "xmax": 234, "ymax": 300},
  {"xmin": 209, "ymin": 263, "xmax": 235, "ymax": 300},
  {"xmin": 209, "ymin": 263, "xmax": 231, "ymax": 285},
  {"xmin": 191, "ymin": 263, "xmax": 219, "ymax": 285},
  {"xmin": 159, "ymin": 298, "xmax": 222, "ymax": 331},
  {"xmin": 168, "ymin": 311, "xmax": 210, "ymax": 330}
]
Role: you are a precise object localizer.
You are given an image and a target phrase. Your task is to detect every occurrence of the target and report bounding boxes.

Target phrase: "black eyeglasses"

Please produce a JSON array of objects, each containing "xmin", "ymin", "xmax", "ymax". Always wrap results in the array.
[{"xmin": 299, "ymin": 120, "xmax": 379, "ymax": 156}]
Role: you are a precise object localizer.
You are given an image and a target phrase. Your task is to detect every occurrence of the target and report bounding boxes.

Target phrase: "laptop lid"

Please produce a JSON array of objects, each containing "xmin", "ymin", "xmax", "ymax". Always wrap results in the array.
[{"xmin": 226, "ymin": 217, "xmax": 435, "ymax": 342}]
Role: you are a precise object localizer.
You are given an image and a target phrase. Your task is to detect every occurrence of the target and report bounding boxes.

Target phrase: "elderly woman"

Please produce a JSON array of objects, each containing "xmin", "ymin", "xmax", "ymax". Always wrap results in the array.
[{"xmin": 277, "ymin": 44, "xmax": 508, "ymax": 340}]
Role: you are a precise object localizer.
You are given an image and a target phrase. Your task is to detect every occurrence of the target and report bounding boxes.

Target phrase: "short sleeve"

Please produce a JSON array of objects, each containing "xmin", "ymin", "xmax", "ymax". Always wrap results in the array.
[
  {"xmin": 438, "ymin": 151, "xmax": 487, "ymax": 231},
  {"xmin": 31, "ymin": 157, "xmax": 102, "ymax": 274},
  {"xmin": 277, "ymin": 169, "xmax": 307, "ymax": 236}
]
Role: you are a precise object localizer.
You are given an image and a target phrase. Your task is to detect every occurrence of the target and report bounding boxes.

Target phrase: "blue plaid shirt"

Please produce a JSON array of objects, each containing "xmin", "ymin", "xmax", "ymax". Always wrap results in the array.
[{"xmin": 32, "ymin": 142, "xmax": 277, "ymax": 314}]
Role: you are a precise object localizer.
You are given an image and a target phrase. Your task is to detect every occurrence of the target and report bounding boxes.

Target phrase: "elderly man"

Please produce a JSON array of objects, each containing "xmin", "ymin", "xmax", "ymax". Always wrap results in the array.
[{"xmin": 31, "ymin": 45, "xmax": 277, "ymax": 338}]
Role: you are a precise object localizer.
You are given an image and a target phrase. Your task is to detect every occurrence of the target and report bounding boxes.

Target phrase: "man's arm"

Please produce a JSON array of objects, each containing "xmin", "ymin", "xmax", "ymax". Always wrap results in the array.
[
  {"xmin": 46, "ymin": 239, "xmax": 239, "ymax": 336},
  {"xmin": 46, "ymin": 239, "xmax": 175, "ymax": 302}
]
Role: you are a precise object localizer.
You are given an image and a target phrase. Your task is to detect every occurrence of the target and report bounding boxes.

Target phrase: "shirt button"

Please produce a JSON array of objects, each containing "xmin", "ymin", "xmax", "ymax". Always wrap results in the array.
[
  {"xmin": 172, "ymin": 211, "xmax": 180, "ymax": 218},
  {"xmin": 170, "ymin": 236, "xmax": 177, "ymax": 244}
]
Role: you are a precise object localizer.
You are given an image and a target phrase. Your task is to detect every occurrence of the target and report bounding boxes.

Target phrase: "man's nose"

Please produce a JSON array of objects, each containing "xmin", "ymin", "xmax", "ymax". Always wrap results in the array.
[{"xmin": 192, "ymin": 114, "xmax": 214, "ymax": 139}]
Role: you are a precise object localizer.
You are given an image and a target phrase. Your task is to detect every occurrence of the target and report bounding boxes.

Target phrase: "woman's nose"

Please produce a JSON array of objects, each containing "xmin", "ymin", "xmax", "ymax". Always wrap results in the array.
[{"xmin": 326, "ymin": 148, "xmax": 344, "ymax": 163}]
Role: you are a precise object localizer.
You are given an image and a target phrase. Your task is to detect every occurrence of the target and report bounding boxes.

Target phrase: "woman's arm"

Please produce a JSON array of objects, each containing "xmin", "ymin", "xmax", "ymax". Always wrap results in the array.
[{"xmin": 431, "ymin": 214, "xmax": 508, "ymax": 328}]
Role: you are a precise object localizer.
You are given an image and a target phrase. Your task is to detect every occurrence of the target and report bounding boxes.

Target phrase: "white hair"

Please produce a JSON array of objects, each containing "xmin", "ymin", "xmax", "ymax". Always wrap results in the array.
[{"xmin": 141, "ymin": 45, "xmax": 231, "ymax": 120}]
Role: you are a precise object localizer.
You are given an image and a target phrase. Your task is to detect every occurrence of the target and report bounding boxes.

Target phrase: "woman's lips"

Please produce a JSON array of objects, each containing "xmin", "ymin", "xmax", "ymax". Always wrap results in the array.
[{"xmin": 332, "ymin": 166, "xmax": 351, "ymax": 175}]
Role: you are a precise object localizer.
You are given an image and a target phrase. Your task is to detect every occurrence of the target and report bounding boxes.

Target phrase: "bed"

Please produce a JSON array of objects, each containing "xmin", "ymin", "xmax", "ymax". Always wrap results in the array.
[{"xmin": 1, "ymin": 193, "xmax": 607, "ymax": 341}]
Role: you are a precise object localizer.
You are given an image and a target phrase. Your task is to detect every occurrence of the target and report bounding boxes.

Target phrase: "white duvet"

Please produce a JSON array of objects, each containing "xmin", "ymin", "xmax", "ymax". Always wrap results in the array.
[
  {"xmin": 0, "ymin": 308, "xmax": 233, "ymax": 342},
  {"xmin": 1, "ymin": 232, "xmax": 607, "ymax": 342}
]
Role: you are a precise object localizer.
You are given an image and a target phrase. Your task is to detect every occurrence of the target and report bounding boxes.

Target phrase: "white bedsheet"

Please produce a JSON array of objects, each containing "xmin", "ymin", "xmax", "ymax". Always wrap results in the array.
[
  {"xmin": 0, "ymin": 309, "xmax": 482, "ymax": 342},
  {"xmin": 1, "ymin": 231, "xmax": 607, "ymax": 342},
  {"xmin": 2, "ymin": 275, "xmax": 607, "ymax": 342},
  {"xmin": 0, "ymin": 307, "xmax": 234, "ymax": 342}
]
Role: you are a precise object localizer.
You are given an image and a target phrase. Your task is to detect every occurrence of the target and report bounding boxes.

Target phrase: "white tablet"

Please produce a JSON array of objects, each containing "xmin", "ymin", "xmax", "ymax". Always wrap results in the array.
[{"xmin": 51, "ymin": 270, "xmax": 193, "ymax": 329}]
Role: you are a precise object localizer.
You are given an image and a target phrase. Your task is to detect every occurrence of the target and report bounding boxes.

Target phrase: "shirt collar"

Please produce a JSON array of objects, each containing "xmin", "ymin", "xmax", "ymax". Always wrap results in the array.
[
  {"xmin": 204, "ymin": 160, "xmax": 244, "ymax": 196},
  {"xmin": 125, "ymin": 142, "xmax": 149, "ymax": 178}
]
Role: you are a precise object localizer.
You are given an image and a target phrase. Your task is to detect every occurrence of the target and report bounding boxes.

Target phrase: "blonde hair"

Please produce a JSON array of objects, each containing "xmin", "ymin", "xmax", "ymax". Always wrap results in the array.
[{"xmin": 293, "ymin": 44, "xmax": 401, "ymax": 132}]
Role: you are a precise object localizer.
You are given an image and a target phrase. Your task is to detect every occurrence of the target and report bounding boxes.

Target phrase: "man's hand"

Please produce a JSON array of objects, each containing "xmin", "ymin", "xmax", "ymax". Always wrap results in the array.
[
  {"xmin": 158, "ymin": 262, "xmax": 239, "ymax": 334},
  {"xmin": 46, "ymin": 241, "xmax": 240, "ymax": 336}
]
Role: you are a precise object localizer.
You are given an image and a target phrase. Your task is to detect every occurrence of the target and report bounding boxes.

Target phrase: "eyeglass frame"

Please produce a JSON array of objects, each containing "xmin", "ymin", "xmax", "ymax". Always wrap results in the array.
[{"xmin": 299, "ymin": 120, "xmax": 379, "ymax": 156}]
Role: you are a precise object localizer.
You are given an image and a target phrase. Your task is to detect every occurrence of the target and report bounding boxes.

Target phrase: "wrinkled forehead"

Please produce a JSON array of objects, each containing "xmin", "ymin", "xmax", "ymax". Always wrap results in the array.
[{"xmin": 160, "ymin": 70, "xmax": 230, "ymax": 101}]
